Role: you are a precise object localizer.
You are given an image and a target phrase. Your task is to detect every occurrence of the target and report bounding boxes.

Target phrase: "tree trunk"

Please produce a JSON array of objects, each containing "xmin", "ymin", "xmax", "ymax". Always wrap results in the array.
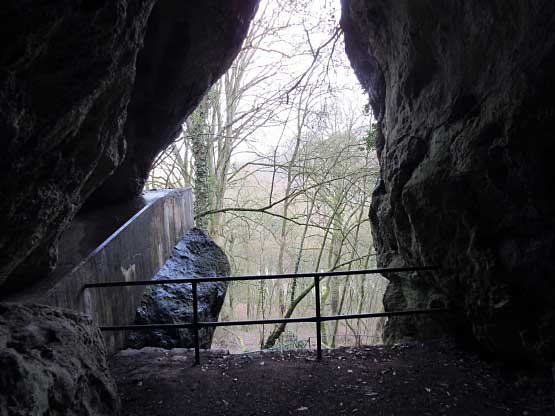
[{"xmin": 189, "ymin": 97, "xmax": 210, "ymax": 231}]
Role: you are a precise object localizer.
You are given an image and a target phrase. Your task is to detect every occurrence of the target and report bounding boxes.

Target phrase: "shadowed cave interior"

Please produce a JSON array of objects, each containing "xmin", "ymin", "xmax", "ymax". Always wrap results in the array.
[{"xmin": 1, "ymin": 0, "xmax": 555, "ymax": 415}]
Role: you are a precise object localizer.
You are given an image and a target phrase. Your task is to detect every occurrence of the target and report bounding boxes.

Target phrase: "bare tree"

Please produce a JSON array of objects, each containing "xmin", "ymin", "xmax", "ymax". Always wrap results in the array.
[{"xmin": 147, "ymin": 0, "xmax": 388, "ymax": 351}]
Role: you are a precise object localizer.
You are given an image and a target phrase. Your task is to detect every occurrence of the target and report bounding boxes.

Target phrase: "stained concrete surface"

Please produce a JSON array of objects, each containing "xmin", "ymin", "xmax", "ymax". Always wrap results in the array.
[{"xmin": 5, "ymin": 188, "xmax": 194, "ymax": 351}]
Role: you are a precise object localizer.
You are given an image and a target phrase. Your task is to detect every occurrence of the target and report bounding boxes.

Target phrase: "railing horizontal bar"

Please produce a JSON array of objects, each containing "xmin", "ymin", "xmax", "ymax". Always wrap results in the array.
[
  {"xmin": 98, "ymin": 308, "xmax": 449, "ymax": 332},
  {"xmin": 319, "ymin": 308, "xmax": 449, "ymax": 322},
  {"xmin": 84, "ymin": 266, "xmax": 438, "ymax": 289},
  {"xmin": 100, "ymin": 316, "xmax": 315, "ymax": 331}
]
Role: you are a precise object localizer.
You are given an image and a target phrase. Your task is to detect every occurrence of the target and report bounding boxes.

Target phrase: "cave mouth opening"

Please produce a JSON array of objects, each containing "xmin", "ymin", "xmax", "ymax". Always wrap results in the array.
[
  {"xmin": 4, "ymin": 2, "xmax": 555, "ymax": 415},
  {"xmin": 144, "ymin": 0, "xmax": 389, "ymax": 353}
]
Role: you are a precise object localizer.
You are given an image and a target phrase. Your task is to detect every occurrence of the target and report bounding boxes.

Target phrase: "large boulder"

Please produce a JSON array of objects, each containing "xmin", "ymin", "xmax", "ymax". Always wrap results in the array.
[
  {"xmin": 127, "ymin": 228, "xmax": 230, "ymax": 349},
  {"xmin": 0, "ymin": 0, "xmax": 258, "ymax": 294},
  {"xmin": 341, "ymin": 0, "xmax": 555, "ymax": 363},
  {"xmin": 0, "ymin": 303, "xmax": 119, "ymax": 416}
]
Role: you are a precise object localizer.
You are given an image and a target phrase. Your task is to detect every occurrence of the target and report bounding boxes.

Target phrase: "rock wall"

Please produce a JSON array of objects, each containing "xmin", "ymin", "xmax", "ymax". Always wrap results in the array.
[
  {"xmin": 0, "ymin": 303, "xmax": 119, "ymax": 416},
  {"xmin": 1, "ymin": 0, "xmax": 156, "ymax": 291},
  {"xmin": 128, "ymin": 228, "xmax": 229, "ymax": 349},
  {"xmin": 87, "ymin": 1, "xmax": 259, "ymax": 206},
  {"xmin": 0, "ymin": 3, "xmax": 256, "ymax": 411},
  {"xmin": 341, "ymin": 0, "xmax": 555, "ymax": 363},
  {"xmin": 0, "ymin": 0, "xmax": 258, "ymax": 293}
]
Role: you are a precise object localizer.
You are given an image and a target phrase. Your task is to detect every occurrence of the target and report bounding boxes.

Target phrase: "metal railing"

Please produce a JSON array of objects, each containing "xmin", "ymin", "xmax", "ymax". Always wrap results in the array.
[{"xmin": 84, "ymin": 266, "xmax": 447, "ymax": 364}]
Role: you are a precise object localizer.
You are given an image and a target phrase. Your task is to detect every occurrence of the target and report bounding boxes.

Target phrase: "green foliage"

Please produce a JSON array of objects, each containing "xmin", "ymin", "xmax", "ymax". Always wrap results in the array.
[{"xmin": 364, "ymin": 123, "xmax": 377, "ymax": 151}]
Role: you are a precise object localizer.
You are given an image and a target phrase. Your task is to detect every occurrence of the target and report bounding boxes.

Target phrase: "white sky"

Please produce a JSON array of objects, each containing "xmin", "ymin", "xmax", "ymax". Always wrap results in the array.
[{"xmin": 229, "ymin": 0, "xmax": 370, "ymax": 163}]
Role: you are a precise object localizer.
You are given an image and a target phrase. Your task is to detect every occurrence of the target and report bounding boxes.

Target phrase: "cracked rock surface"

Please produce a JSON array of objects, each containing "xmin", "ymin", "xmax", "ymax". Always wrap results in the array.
[
  {"xmin": 127, "ymin": 228, "xmax": 230, "ymax": 349},
  {"xmin": 0, "ymin": 0, "xmax": 257, "ymax": 293},
  {"xmin": 0, "ymin": 303, "xmax": 118, "ymax": 416},
  {"xmin": 341, "ymin": 0, "xmax": 555, "ymax": 363}
]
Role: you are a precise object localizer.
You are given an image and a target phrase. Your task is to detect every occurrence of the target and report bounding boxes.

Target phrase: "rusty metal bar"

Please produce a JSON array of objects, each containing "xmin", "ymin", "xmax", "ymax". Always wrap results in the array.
[
  {"xmin": 83, "ymin": 266, "xmax": 437, "ymax": 289},
  {"xmin": 191, "ymin": 281, "xmax": 200, "ymax": 365}
]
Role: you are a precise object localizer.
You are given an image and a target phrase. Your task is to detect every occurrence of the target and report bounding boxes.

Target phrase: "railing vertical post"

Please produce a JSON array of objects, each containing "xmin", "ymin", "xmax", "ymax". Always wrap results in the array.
[
  {"xmin": 314, "ymin": 275, "xmax": 322, "ymax": 360},
  {"xmin": 192, "ymin": 280, "xmax": 200, "ymax": 365}
]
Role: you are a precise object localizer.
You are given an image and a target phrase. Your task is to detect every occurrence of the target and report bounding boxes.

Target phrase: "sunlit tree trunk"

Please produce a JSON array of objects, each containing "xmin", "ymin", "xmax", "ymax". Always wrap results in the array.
[{"xmin": 189, "ymin": 97, "xmax": 209, "ymax": 231}]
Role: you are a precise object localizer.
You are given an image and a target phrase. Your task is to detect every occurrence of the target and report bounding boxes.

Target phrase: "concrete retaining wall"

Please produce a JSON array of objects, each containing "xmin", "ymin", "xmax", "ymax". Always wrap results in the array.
[{"xmin": 9, "ymin": 188, "xmax": 193, "ymax": 352}]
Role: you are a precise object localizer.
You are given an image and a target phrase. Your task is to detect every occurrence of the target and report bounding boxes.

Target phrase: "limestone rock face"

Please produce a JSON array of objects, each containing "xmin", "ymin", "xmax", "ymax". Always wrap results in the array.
[
  {"xmin": 127, "ymin": 228, "xmax": 230, "ymax": 349},
  {"xmin": 0, "ymin": 0, "xmax": 156, "ymax": 292},
  {"xmin": 0, "ymin": 0, "xmax": 258, "ymax": 293},
  {"xmin": 341, "ymin": 0, "xmax": 555, "ymax": 363},
  {"xmin": 87, "ymin": 0, "xmax": 259, "ymax": 205},
  {"xmin": 0, "ymin": 303, "xmax": 119, "ymax": 416}
]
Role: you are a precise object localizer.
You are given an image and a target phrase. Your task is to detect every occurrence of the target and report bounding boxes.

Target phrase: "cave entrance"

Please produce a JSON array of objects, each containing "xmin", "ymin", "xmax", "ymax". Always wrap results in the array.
[{"xmin": 145, "ymin": 0, "xmax": 386, "ymax": 353}]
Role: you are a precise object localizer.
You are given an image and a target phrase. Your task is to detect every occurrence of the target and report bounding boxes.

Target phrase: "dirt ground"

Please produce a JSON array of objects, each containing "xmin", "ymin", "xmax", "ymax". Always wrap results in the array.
[{"xmin": 110, "ymin": 339, "xmax": 554, "ymax": 416}]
